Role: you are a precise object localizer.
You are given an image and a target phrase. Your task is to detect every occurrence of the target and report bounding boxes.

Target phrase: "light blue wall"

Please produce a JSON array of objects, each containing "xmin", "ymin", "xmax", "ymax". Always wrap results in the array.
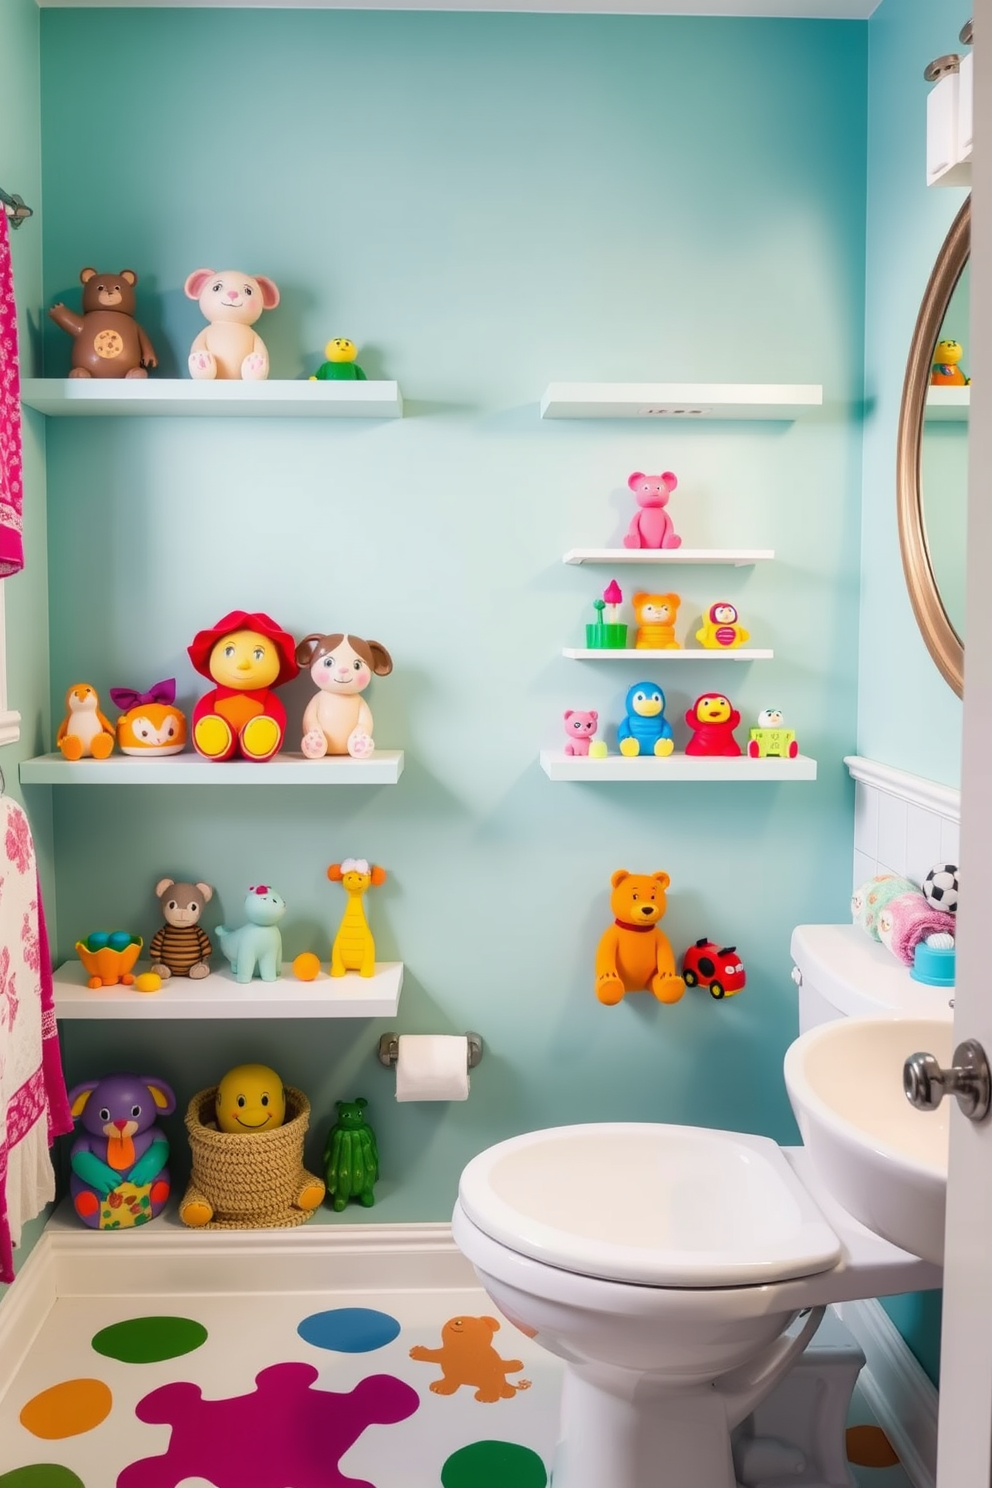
[
  {"xmin": 33, "ymin": 9, "xmax": 869, "ymax": 1224},
  {"xmin": 859, "ymin": 0, "xmax": 970, "ymax": 784},
  {"xmin": 0, "ymin": 0, "xmax": 55, "ymax": 1296},
  {"xmin": 860, "ymin": 0, "xmax": 972, "ymax": 1386}
]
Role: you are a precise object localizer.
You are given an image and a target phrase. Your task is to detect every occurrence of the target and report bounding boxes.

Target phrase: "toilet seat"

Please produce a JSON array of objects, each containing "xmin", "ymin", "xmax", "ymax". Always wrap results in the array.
[{"xmin": 457, "ymin": 1123, "xmax": 842, "ymax": 1288}]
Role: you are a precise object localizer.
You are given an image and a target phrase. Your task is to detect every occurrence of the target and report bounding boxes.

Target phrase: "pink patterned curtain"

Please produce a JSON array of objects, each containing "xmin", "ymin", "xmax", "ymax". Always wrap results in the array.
[{"xmin": 0, "ymin": 205, "xmax": 24, "ymax": 578}]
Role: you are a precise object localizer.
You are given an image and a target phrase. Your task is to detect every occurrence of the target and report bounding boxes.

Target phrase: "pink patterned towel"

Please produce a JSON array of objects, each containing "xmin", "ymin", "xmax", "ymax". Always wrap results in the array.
[
  {"xmin": 852, "ymin": 874, "xmax": 916, "ymax": 940},
  {"xmin": 0, "ymin": 202, "xmax": 24, "ymax": 577},
  {"xmin": 0, "ymin": 797, "xmax": 73, "ymax": 1283},
  {"xmin": 878, "ymin": 891, "xmax": 956, "ymax": 967}
]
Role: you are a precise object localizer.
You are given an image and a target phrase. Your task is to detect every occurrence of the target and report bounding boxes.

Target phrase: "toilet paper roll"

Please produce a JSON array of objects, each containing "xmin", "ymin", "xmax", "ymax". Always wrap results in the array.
[{"xmin": 395, "ymin": 1035, "xmax": 470, "ymax": 1102}]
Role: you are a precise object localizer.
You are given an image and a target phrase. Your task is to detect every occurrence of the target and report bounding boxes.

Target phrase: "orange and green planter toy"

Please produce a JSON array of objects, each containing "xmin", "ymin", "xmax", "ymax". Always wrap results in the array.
[{"xmin": 76, "ymin": 930, "xmax": 142, "ymax": 988}]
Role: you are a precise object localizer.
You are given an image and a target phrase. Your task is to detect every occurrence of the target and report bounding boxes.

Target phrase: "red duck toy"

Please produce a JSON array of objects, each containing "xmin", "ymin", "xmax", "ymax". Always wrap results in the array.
[
  {"xmin": 188, "ymin": 610, "xmax": 298, "ymax": 763},
  {"xmin": 685, "ymin": 692, "xmax": 743, "ymax": 757}
]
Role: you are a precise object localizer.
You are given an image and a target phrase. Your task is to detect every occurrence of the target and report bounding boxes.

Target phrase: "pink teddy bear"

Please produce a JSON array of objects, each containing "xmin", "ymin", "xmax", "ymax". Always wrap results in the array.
[
  {"xmin": 564, "ymin": 710, "xmax": 599, "ymax": 756},
  {"xmin": 184, "ymin": 268, "xmax": 281, "ymax": 381},
  {"xmin": 623, "ymin": 471, "xmax": 681, "ymax": 550}
]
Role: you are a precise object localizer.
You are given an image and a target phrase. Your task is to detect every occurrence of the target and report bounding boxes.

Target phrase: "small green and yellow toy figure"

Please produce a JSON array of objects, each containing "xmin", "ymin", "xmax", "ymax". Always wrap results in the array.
[
  {"xmin": 747, "ymin": 707, "xmax": 799, "ymax": 759},
  {"xmin": 310, "ymin": 337, "xmax": 366, "ymax": 381},
  {"xmin": 323, "ymin": 1097, "xmax": 378, "ymax": 1211}
]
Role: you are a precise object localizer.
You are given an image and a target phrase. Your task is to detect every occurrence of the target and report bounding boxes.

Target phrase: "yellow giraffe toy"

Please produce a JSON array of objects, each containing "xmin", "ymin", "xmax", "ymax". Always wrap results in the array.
[{"xmin": 327, "ymin": 859, "xmax": 386, "ymax": 978}]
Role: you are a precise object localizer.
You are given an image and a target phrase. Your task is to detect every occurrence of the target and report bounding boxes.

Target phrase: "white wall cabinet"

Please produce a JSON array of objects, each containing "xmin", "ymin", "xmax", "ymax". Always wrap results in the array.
[{"xmin": 927, "ymin": 52, "xmax": 972, "ymax": 189}]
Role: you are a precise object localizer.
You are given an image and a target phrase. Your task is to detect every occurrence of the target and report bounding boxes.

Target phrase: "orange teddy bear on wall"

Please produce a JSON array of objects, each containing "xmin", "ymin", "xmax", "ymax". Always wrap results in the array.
[
  {"xmin": 409, "ymin": 1315, "xmax": 532, "ymax": 1403},
  {"xmin": 595, "ymin": 869, "xmax": 686, "ymax": 1007}
]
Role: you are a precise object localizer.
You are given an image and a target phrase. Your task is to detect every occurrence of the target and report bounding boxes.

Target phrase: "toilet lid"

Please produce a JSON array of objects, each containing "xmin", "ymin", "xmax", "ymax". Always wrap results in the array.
[{"xmin": 458, "ymin": 1124, "xmax": 842, "ymax": 1288}]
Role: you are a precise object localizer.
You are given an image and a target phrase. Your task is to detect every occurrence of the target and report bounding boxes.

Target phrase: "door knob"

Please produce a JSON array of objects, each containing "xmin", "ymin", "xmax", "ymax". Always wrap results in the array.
[{"xmin": 904, "ymin": 1039, "xmax": 991, "ymax": 1121}]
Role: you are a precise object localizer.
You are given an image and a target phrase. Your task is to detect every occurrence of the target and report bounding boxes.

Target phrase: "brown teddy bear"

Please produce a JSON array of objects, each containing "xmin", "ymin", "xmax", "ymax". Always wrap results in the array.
[
  {"xmin": 50, "ymin": 268, "xmax": 157, "ymax": 379},
  {"xmin": 595, "ymin": 869, "xmax": 685, "ymax": 1006}
]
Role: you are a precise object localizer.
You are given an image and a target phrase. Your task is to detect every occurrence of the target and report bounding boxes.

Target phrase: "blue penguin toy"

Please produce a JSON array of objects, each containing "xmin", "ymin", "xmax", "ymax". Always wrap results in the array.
[{"xmin": 618, "ymin": 681, "xmax": 675, "ymax": 757}]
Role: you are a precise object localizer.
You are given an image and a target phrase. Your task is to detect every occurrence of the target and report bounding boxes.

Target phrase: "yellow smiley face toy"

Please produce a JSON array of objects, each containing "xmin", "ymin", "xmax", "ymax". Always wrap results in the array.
[{"xmin": 215, "ymin": 1063, "xmax": 287, "ymax": 1135}]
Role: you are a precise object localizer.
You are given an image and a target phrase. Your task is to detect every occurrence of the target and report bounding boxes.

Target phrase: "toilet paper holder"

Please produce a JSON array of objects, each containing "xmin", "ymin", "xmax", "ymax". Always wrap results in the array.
[{"xmin": 377, "ymin": 1032, "xmax": 484, "ymax": 1070}]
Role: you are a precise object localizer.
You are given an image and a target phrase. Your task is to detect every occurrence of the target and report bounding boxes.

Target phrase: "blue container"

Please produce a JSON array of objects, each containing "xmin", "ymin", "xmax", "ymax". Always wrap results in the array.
[{"xmin": 911, "ymin": 941, "xmax": 956, "ymax": 988}]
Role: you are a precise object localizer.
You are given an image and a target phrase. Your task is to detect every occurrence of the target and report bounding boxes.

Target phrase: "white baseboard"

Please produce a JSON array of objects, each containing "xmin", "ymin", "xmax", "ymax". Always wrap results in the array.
[
  {"xmin": 0, "ymin": 1238, "xmax": 57, "ymax": 1405},
  {"xmin": 835, "ymin": 1297, "xmax": 939, "ymax": 1488}
]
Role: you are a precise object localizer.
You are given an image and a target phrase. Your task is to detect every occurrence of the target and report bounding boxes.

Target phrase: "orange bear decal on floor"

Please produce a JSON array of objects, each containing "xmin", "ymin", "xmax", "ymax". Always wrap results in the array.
[{"xmin": 409, "ymin": 1315, "xmax": 532, "ymax": 1403}]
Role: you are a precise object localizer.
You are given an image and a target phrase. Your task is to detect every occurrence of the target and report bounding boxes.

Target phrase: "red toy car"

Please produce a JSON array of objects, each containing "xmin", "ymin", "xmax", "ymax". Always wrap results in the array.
[{"xmin": 681, "ymin": 938, "xmax": 746, "ymax": 999}]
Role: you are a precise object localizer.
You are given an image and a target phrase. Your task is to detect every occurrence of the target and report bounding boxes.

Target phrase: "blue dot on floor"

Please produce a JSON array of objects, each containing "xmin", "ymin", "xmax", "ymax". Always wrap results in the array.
[{"xmin": 297, "ymin": 1307, "xmax": 401, "ymax": 1353}]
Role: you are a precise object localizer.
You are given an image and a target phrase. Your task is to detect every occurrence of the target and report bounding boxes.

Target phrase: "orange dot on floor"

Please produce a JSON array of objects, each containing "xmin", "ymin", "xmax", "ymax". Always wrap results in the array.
[
  {"xmin": 19, "ymin": 1378, "xmax": 113, "ymax": 1439},
  {"xmin": 846, "ymin": 1424, "xmax": 900, "ymax": 1468},
  {"xmin": 293, "ymin": 952, "xmax": 321, "ymax": 982}
]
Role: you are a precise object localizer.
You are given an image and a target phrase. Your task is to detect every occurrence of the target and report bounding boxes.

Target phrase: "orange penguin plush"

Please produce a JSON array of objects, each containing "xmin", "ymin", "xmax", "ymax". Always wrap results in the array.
[{"xmin": 57, "ymin": 684, "xmax": 115, "ymax": 760}]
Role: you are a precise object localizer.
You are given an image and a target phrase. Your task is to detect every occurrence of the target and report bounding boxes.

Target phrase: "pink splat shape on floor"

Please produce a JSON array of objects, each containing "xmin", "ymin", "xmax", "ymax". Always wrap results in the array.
[{"xmin": 116, "ymin": 1361, "xmax": 420, "ymax": 1488}]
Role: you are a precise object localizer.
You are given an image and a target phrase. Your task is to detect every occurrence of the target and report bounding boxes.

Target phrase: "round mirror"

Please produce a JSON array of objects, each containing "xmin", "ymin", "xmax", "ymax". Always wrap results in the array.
[{"xmin": 897, "ymin": 197, "xmax": 970, "ymax": 698}]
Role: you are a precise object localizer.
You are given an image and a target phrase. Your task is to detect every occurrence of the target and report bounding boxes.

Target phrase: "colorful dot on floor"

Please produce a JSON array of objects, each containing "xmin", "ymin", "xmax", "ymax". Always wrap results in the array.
[
  {"xmin": 19, "ymin": 1379, "xmax": 112, "ymax": 1439},
  {"xmin": 0, "ymin": 1469, "xmax": 87, "ymax": 1487},
  {"xmin": 847, "ymin": 1424, "xmax": 900, "ymax": 1468},
  {"xmin": 441, "ymin": 1441, "xmax": 548, "ymax": 1487},
  {"xmin": 91, "ymin": 1316, "xmax": 208, "ymax": 1364},
  {"xmin": 297, "ymin": 1307, "xmax": 401, "ymax": 1353}
]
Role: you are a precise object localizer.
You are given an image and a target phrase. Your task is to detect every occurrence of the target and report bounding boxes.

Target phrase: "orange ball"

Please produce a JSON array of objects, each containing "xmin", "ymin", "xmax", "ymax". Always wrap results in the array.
[{"xmin": 293, "ymin": 952, "xmax": 321, "ymax": 982}]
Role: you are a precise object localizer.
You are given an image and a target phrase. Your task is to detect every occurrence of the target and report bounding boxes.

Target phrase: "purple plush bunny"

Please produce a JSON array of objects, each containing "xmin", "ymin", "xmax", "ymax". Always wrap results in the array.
[{"xmin": 67, "ymin": 1072, "xmax": 176, "ymax": 1229}]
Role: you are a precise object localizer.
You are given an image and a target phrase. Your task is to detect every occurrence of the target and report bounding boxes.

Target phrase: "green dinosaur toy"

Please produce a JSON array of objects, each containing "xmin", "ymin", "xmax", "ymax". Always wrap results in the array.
[
  {"xmin": 323, "ymin": 1097, "xmax": 378, "ymax": 1211},
  {"xmin": 310, "ymin": 337, "xmax": 367, "ymax": 382}
]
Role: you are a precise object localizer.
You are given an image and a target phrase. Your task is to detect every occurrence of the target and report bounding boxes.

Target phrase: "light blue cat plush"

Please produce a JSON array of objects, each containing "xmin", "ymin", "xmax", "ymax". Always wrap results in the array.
[{"xmin": 216, "ymin": 885, "xmax": 286, "ymax": 983}]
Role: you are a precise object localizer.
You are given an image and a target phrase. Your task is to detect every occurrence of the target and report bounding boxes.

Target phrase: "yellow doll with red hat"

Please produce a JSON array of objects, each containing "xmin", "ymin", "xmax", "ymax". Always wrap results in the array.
[{"xmin": 188, "ymin": 611, "xmax": 298, "ymax": 763}]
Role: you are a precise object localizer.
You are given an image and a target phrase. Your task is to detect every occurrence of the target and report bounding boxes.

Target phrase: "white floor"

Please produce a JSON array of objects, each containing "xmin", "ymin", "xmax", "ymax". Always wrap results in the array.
[
  {"xmin": 0, "ymin": 1287, "xmax": 559, "ymax": 1486},
  {"xmin": 0, "ymin": 1282, "xmax": 916, "ymax": 1488}
]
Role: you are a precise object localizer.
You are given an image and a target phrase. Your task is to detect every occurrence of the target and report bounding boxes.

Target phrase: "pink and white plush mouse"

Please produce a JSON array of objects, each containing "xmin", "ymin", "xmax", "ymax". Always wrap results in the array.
[{"xmin": 184, "ymin": 268, "xmax": 280, "ymax": 381}]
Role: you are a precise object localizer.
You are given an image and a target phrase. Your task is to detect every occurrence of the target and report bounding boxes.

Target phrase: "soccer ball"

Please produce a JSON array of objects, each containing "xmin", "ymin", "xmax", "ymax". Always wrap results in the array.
[{"xmin": 923, "ymin": 863, "xmax": 959, "ymax": 914}]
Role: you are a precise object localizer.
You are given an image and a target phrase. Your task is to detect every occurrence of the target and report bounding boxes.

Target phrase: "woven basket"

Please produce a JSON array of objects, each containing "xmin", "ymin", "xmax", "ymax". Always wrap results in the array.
[{"xmin": 181, "ymin": 1084, "xmax": 324, "ymax": 1229}]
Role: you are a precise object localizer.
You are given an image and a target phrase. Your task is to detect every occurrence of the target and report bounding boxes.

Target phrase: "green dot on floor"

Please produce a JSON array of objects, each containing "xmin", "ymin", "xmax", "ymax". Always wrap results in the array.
[
  {"xmin": 0, "ymin": 1468, "xmax": 87, "ymax": 1487},
  {"xmin": 441, "ymin": 1440, "xmax": 547, "ymax": 1488},
  {"xmin": 91, "ymin": 1315, "xmax": 208, "ymax": 1364}
]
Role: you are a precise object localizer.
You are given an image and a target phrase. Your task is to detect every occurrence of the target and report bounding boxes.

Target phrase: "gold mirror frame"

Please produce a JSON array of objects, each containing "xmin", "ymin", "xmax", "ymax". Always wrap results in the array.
[{"xmin": 896, "ymin": 196, "xmax": 970, "ymax": 699}]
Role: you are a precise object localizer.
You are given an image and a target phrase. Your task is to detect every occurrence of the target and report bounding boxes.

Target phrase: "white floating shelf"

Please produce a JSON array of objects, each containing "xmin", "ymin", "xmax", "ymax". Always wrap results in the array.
[
  {"xmin": 19, "ymin": 750, "xmax": 404, "ymax": 786},
  {"xmin": 562, "ymin": 647, "xmax": 773, "ymax": 661},
  {"xmin": 925, "ymin": 387, "xmax": 970, "ymax": 421},
  {"xmin": 540, "ymin": 383, "xmax": 822, "ymax": 420},
  {"xmin": 20, "ymin": 378, "xmax": 403, "ymax": 419},
  {"xmin": 564, "ymin": 548, "xmax": 774, "ymax": 566},
  {"xmin": 540, "ymin": 750, "xmax": 817, "ymax": 782},
  {"xmin": 53, "ymin": 959, "xmax": 403, "ymax": 1020}
]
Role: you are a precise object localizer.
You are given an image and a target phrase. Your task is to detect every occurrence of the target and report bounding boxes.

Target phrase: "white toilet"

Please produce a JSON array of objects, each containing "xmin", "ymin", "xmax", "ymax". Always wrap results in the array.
[{"xmin": 452, "ymin": 923, "xmax": 950, "ymax": 1488}]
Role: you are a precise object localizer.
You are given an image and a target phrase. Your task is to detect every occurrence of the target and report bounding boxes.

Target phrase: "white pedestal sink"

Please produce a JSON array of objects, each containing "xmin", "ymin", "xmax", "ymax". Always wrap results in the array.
[{"xmin": 784, "ymin": 1016, "xmax": 952, "ymax": 1265}]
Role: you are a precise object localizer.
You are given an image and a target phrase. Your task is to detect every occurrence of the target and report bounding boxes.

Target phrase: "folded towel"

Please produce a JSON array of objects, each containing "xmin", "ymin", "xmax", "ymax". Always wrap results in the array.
[
  {"xmin": 852, "ymin": 874, "xmax": 917, "ymax": 940},
  {"xmin": 0, "ymin": 798, "xmax": 73, "ymax": 1282},
  {"xmin": 878, "ymin": 891, "xmax": 956, "ymax": 967}
]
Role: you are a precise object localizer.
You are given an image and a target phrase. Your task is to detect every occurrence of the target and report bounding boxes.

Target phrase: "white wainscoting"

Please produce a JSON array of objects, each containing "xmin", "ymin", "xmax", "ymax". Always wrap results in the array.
[{"xmin": 845, "ymin": 756, "xmax": 960, "ymax": 893}]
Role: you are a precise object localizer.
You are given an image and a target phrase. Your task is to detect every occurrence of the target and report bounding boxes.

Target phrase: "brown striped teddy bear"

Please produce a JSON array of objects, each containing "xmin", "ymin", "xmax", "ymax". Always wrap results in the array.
[{"xmin": 150, "ymin": 878, "xmax": 214, "ymax": 981}]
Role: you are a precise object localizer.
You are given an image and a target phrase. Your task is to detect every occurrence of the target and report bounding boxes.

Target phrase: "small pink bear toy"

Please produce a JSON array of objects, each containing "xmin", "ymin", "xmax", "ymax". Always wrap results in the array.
[
  {"xmin": 184, "ymin": 268, "xmax": 281, "ymax": 381},
  {"xmin": 624, "ymin": 471, "xmax": 681, "ymax": 550},
  {"xmin": 563, "ymin": 710, "xmax": 599, "ymax": 756}
]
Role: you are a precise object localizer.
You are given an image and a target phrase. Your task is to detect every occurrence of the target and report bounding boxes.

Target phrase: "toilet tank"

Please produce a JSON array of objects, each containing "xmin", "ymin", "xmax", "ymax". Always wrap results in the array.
[{"xmin": 790, "ymin": 924, "xmax": 955, "ymax": 1033}]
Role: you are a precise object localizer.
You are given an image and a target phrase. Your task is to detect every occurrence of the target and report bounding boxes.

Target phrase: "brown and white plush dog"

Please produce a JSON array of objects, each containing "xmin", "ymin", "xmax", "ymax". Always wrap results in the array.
[{"xmin": 296, "ymin": 633, "xmax": 393, "ymax": 760}]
